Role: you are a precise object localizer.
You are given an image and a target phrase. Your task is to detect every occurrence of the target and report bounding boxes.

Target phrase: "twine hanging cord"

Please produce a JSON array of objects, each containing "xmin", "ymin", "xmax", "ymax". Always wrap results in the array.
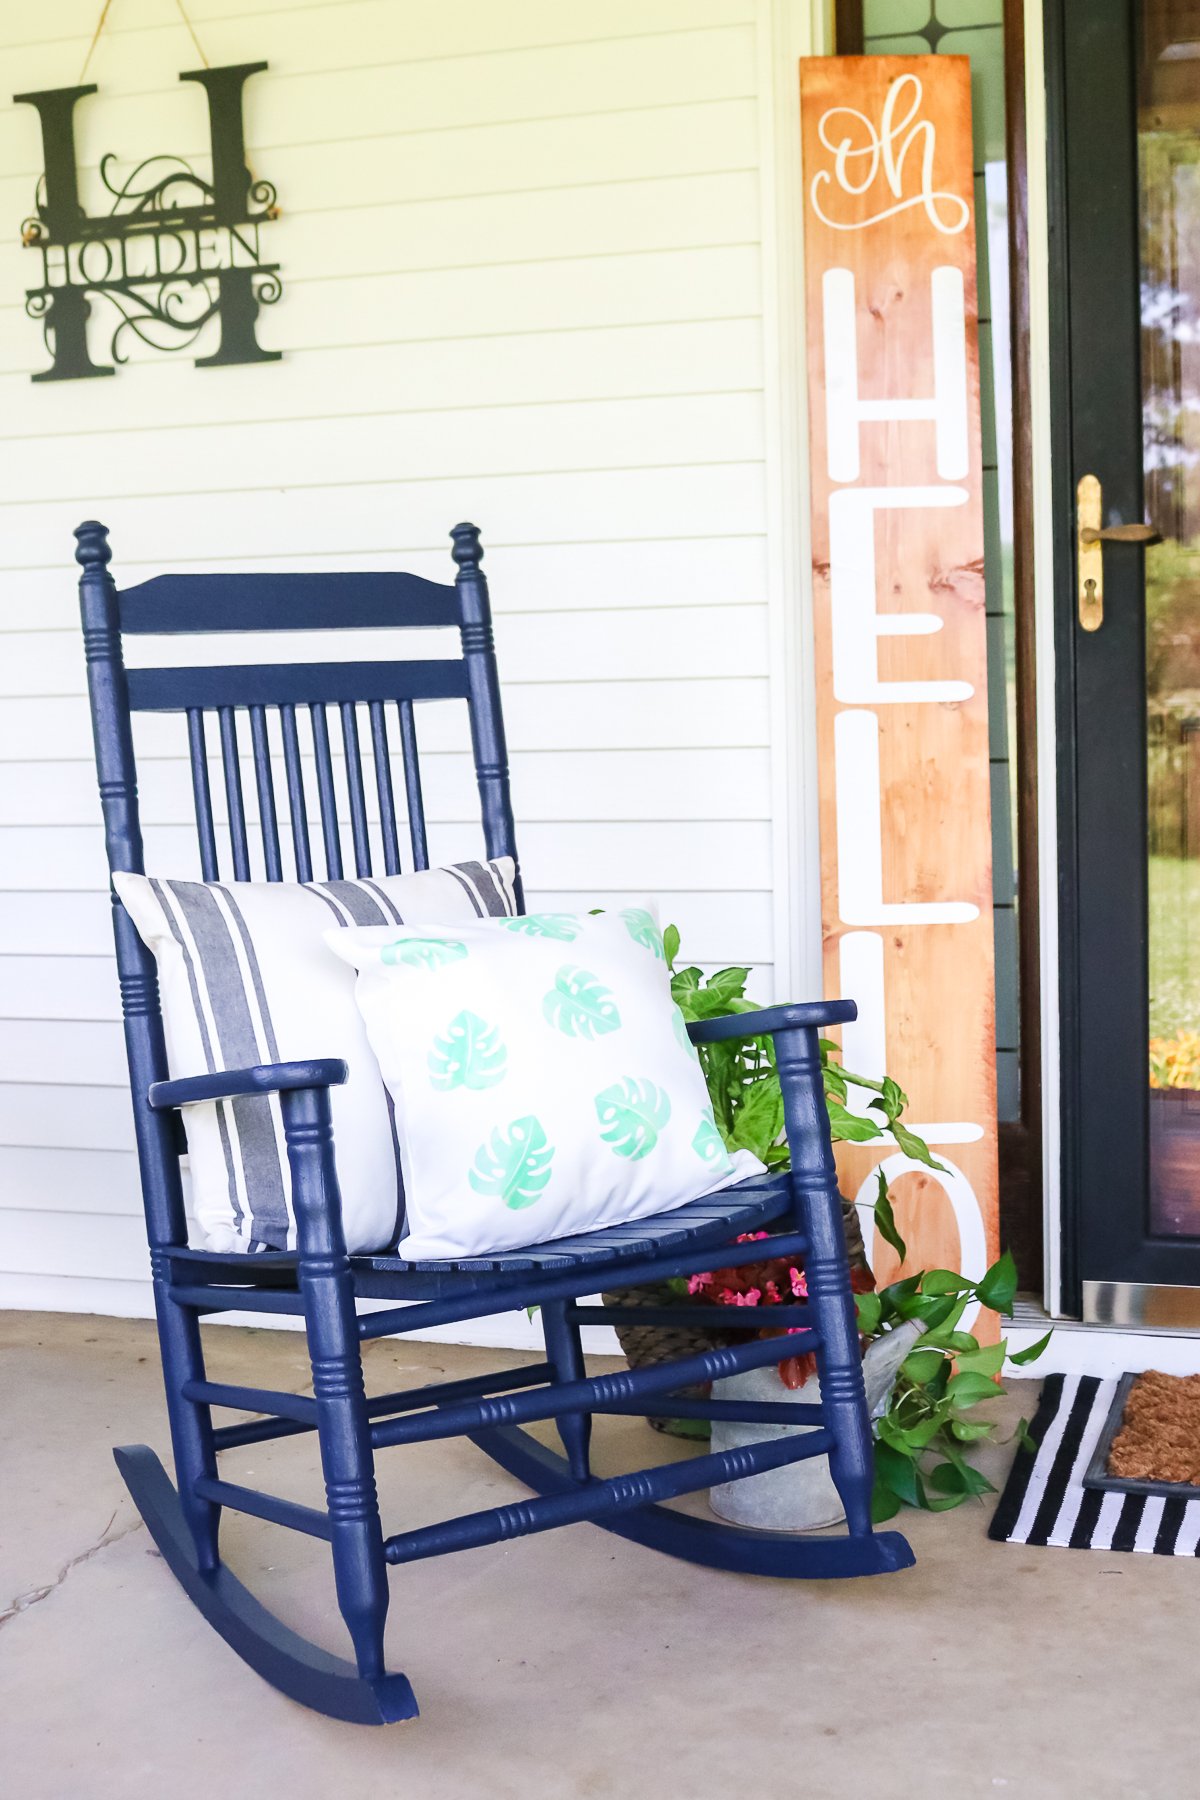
[{"xmin": 80, "ymin": 0, "xmax": 210, "ymax": 85}]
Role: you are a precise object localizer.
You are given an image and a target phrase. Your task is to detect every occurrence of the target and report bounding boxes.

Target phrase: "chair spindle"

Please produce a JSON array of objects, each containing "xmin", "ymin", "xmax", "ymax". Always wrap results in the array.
[
  {"xmin": 340, "ymin": 703, "xmax": 372, "ymax": 878},
  {"xmin": 279, "ymin": 703, "xmax": 314, "ymax": 884},
  {"xmin": 309, "ymin": 703, "xmax": 344, "ymax": 879},
  {"xmin": 369, "ymin": 701, "xmax": 402, "ymax": 876},
  {"xmin": 248, "ymin": 705, "xmax": 283, "ymax": 882},
  {"xmin": 397, "ymin": 700, "xmax": 429, "ymax": 871},
  {"xmin": 218, "ymin": 706, "xmax": 251, "ymax": 881},
  {"xmin": 187, "ymin": 708, "xmax": 220, "ymax": 881}
]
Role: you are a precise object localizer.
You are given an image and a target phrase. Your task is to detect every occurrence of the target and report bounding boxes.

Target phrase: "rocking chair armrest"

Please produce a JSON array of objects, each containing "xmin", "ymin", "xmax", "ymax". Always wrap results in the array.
[
  {"xmin": 686, "ymin": 999, "xmax": 856, "ymax": 1046},
  {"xmin": 148, "ymin": 1059, "xmax": 349, "ymax": 1111}
]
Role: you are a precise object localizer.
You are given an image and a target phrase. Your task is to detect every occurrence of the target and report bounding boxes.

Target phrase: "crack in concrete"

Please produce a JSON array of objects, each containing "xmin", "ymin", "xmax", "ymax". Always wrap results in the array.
[{"xmin": 0, "ymin": 1509, "xmax": 145, "ymax": 1632}]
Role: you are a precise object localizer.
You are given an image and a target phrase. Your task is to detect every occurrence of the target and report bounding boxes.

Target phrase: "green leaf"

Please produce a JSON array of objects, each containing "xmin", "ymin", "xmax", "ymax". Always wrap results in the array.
[
  {"xmin": 931, "ymin": 1458, "xmax": 995, "ymax": 1497},
  {"xmin": 428, "ymin": 1010, "xmax": 506, "ymax": 1092},
  {"xmin": 595, "ymin": 1078, "xmax": 672, "ymax": 1160},
  {"xmin": 889, "ymin": 1119, "xmax": 947, "ymax": 1172},
  {"xmin": 901, "ymin": 1348, "xmax": 946, "ymax": 1385},
  {"xmin": 1009, "ymin": 1329, "xmax": 1054, "ymax": 1366},
  {"xmin": 854, "ymin": 1291, "xmax": 883, "ymax": 1336},
  {"xmin": 670, "ymin": 966, "xmax": 703, "ymax": 1005},
  {"xmin": 822, "ymin": 1062, "xmax": 848, "ymax": 1102},
  {"xmin": 380, "ymin": 936, "xmax": 467, "ymax": 970},
  {"xmin": 662, "ymin": 923, "xmax": 681, "ymax": 970},
  {"xmin": 730, "ymin": 1078, "xmax": 785, "ymax": 1159},
  {"xmin": 468, "ymin": 1116, "xmax": 555, "ymax": 1210},
  {"xmin": 825, "ymin": 1099, "xmax": 886, "ymax": 1144},
  {"xmin": 871, "ymin": 1479, "xmax": 903, "ymax": 1523},
  {"xmin": 619, "ymin": 906, "xmax": 665, "ymax": 959},
  {"xmin": 922, "ymin": 1328, "xmax": 980, "ymax": 1354},
  {"xmin": 953, "ymin": 1340, "xmax": 1007, "ymax": 1378},
  {"xmin": 946, "ymin": 1371, "xmax": 1002, "ymax": 1411},
  {"xmin": 949, "ymin": 1418, "xmax": 994, "ymax": 1442},
  {"xmin": 976, "ymin": 1249, "xmax": 1019, "ymax": 1315},
  {"xmin": 920, "ymin": 1269, "xmax": 972, "ymax": 1296},
  {"xmin": 691, "ymin": 1114, "xmax": 728, "ymax": 1167},
  {"xmin": 872, "ymin": 1170, "xmax": 907, "ymax": 1263},
  {"xmin": 501, "ymin": 912, "xmax": 580, "ymax": 941},
  {"xmin": 874, "ymin": 1440, "xmax": 921, "ymax": 1507},
  {"xmin": 543, "ymin": 965, "xmax": 622, "ymax": 1039}
]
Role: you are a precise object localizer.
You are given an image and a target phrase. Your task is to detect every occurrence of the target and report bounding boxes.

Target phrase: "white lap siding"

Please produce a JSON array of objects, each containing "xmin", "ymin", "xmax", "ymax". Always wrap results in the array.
[{"xmin": 0, "ymin": 0, "xmax": 812, "ymax": 1326}]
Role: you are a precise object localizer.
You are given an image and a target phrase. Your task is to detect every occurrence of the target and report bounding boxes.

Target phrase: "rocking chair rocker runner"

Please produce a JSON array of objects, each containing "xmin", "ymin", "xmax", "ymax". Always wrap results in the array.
[{"xmin": 78, "ymin": 519, "xmax": 913, "ymax": 1726}]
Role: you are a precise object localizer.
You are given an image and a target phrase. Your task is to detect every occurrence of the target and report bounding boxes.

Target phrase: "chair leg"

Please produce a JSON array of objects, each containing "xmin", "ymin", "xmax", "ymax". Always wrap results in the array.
[
  {"xmin": 301, "ymin": 1253, "xmax": 389, "ymax": 1680},
  {"xmin": 151, "ymin": 1248, "xmax": 221, "ymax": 1573},
  {"xmin": 541, "ymin": 1301, "xmax": 592, "ymax": 1481},
  {"xmin": 777, "ymin": 1026, "xmax": 877, "ymax": 1539},
  {"xmin": 284, "ymin": 1085, "xmax": 390, "ymax": 1682}
]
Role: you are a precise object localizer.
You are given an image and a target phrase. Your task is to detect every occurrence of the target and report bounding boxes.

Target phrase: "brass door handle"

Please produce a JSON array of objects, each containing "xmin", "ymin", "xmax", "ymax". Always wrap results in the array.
[
  {"xmin": 1080, "ymin": 523, "xmax": 1162, "ymax": 545},
  {"xmin": 1077, "ymin": 474, "xmax": 1161, "ymax": 631}
]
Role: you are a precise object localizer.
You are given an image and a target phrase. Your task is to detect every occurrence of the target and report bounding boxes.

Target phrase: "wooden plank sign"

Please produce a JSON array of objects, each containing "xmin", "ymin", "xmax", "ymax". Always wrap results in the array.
[{"xmin": 799, "ymin": 56, "xmax": 1000, "ymax": 1320}]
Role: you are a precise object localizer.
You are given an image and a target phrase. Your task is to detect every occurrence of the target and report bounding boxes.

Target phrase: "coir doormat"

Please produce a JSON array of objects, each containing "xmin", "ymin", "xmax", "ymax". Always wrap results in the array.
[{"xmin": 989, "ymin": 1374, "xmax": 1200, "ymax": 1554}]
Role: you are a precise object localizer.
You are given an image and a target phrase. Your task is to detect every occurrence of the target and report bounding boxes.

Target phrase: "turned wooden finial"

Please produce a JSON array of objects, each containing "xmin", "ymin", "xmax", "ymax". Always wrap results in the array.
[
  {"xmin": 74, "ymin": 519, "xmax": 113, "ymax": 569},
  {"xmin": 449, "ymin": 522, "xmax": 483, "ymax": 573}
]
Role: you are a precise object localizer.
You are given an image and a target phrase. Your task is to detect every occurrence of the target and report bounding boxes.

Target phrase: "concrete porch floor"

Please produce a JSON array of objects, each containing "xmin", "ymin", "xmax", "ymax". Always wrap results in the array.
[{"xmin": 1, "ymin": 1312, "xmax": 1195, "ymax": 1800}]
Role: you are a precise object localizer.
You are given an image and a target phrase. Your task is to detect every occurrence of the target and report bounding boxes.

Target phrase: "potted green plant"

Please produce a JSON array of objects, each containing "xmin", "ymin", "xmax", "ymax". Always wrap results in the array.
[{"xmin": 604, "ymin": 931, "xmax": 1049, "ymax": 1527}]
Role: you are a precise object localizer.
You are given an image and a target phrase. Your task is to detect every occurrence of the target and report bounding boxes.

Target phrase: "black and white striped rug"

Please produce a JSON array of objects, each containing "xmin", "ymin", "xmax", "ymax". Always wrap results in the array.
[{"xmin": 989, "ymin": 1374, "xmax": 1200, "ymax": 1555}]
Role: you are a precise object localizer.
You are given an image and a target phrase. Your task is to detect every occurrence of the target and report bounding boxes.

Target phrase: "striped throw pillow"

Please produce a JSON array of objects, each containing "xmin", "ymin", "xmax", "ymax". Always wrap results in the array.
[{"xmin": 114, "ymin": 860, "xmax": 518, "ymax": 1255}]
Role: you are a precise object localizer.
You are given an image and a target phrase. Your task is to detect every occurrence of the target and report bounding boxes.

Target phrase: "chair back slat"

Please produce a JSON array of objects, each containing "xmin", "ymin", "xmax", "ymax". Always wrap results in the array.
[
  {"xmin": 127, "ymin": 660, "xmax": 469, "ymax": 713},
  {"xmin": 369, "ymin": 701, "xmax": 402, "ymax": 876},
  {"xmin": 118, "ymin": 570, "xmax": 461, "ymax": 634},
  {"xmin": 218, "ymin": 707, "xmax": 252, "ymax": 881},
  {"xmin": 397, "ymin": 699, "xmax": 429, "ymax": 871},
  {"xmin": 187, "ymin": 708, "xmax": 221, "ymax": 881},
  {"xmin": 340, "ymin": 702, "xmax": 372, "ymax": 878},
  {"xmin": 309, "ymin": 703, "xmax": 344, "ymax": 879},
  {"xmin": 248, "ymin": 705, "xmax": 284, "ymax": 882},
  {"xmin": 279, "ymin": 703, "xmax": 314, "ymax": 883}
]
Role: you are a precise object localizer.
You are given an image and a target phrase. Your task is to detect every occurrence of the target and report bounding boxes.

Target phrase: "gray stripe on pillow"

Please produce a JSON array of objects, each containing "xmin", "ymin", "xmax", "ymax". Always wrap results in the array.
[
  {"xmin": 149, "ymin": 878, "xmax": 244, "ymax": 1235},
  {"xmin": 461, "ymin": 859, "xmax": 510, "ymax": 916},
  {"xmin": 165, "ymin": 880, "xmax": 289, "ymax": 1250},
  {"xmin": 445, "ymin": 866, "xmax": 484, "ymax": 916},
  {"xmin": 360, "ymin": 879, "xmax": 405, "ymax": 925},
  {"xmin": 316, "ymin": 882, "xmax": 392, "ymax": 927},
  {"xmin": 487, "ymin": 859, "xmax": 517, "ymax": 914}
]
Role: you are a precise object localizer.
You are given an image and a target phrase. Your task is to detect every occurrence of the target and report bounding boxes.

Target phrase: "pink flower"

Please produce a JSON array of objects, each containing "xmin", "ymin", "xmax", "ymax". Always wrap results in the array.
[
  {"xmin": 788, "ymin": 1267, "xmax": 808, "ymax": 1299},
  {"xmin": 687, "ymin": 1271, "xmax": 714, "ymax": 1295}
]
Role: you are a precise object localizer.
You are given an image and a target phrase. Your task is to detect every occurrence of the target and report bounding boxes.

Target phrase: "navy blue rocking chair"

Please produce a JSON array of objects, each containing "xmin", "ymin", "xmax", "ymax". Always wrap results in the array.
[{"xmin": 77, "ymin": 518, "xmax": 913, "ymax": 1726}]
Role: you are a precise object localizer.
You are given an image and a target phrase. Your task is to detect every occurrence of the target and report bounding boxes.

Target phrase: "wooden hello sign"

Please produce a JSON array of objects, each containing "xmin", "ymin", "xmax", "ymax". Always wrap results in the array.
[{"xmin": 799, "ymin": 56, "xmax": 999, "ymax": 1315}]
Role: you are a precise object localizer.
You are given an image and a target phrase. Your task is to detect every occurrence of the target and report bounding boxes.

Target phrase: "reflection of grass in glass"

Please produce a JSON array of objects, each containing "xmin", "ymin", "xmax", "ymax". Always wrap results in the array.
[{"xmin": 1150, "ymin": 853, "xmax": 1200, "ymax": 1040}]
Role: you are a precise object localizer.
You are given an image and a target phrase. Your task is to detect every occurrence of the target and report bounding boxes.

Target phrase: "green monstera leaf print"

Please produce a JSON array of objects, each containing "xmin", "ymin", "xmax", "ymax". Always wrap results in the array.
[
  {"xmin": 542, "ymin": 965, "xmax": 622, "ymax": 1039},
  {"xmin": 428, "ymin": 1010, "xmax": 506, "ymax": 1091},
  {"xmin": 500, "ymin": 913, "xmax": 580, "ymax": 942},
  {"xmin": 670, "ymin": 1004, "xmax": 694, "ymax": 1054},
  {"xmin": 620, "ymin": 906, "xmax": 665, "ymax": 960},
  {"xmin": 468, "ymin": 1116, "xmax": 555, "ymax": 1210},
  {"xmin": 692, "ymin": 1114, "xmax": 726, "ymax": 1166},
  {"xmin": 380, "ymin": 937, "xmax": 467, "ymax": 971},
  {"xmin": 595, "ymin": 1078, "xmax": 671, "ymax": 1160}
]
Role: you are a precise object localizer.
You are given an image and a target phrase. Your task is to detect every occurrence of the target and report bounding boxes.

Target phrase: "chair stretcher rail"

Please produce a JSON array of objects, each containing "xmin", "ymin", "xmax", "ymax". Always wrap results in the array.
[
  {"xmin": 209, "ymin": 1363, "xmax": 554, "ymax": 1452},
  {"xmin": 369, "ymin": 1324, "xmax": 821, "ymax": 1451},
  {"xmin": 383, "ymin": 1426, "xmax": 834, "ymax": 1566}
]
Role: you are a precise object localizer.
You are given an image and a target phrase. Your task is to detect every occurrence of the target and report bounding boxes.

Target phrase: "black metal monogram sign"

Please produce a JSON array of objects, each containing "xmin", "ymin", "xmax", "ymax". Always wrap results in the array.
[{"xmin": 15, "ymin": 61, "xmax": 281, "ymax": 382}]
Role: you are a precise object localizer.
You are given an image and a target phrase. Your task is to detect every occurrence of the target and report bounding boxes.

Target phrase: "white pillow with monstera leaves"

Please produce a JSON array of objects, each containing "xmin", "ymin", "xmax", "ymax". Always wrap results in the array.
[{"xmin": 325, "ymin": 905, "xmax": 762, "ymax": 1260}]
